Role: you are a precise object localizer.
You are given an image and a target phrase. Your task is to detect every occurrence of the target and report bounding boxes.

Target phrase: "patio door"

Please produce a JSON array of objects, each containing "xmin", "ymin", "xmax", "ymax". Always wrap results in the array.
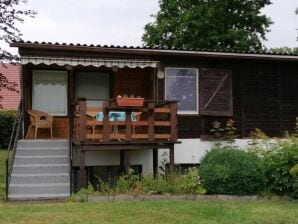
[{"xmin": 75, "ymin": 72, "xmax": 110, "ymax": 107}]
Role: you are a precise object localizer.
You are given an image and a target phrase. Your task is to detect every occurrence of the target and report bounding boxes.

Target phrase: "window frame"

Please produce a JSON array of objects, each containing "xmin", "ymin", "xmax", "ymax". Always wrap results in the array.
[
  {"xmin": 32, "ymin": 70, "xmax": 68, "ymax": 116},
  {"xmin": 165, "ymin": 67, "xmax": 199, "ymax": 115}
]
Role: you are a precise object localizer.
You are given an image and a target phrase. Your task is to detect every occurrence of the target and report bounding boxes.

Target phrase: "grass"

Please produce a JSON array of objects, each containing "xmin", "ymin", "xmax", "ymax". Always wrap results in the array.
[
  {"xmin": 1, "ymin": 148, "xmax": 297, "ymax": 223},
  {"xmin": 0, "ymin": 200, "xmax": 297, "ymax": 224}
]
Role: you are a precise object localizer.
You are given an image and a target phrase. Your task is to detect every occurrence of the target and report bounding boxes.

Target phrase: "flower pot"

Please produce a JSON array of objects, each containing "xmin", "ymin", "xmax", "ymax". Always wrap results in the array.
[{"xmin": 116, "ymin": 97, "xmax": 144, "ymax": 107}]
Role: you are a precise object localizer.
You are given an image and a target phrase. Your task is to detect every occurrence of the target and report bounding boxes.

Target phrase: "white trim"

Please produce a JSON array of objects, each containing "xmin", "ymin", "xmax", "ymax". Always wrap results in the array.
[{"xmin": 165, "ymin": 67, "xmax": 199, "ymax": 115}]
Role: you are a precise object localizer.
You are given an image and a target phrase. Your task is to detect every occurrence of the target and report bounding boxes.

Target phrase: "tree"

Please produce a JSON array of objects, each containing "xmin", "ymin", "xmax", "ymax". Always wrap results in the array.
[
  {"xmin": 143, "ymin": 0, "xmax": 272, "ymax": 51},
  {"xmin": 0, "ymin": 0, "xmax": 36, "ymax": 107},
  {"xmin": 269, "ymin": 47, "xmax": 298, "ymax": 54}
]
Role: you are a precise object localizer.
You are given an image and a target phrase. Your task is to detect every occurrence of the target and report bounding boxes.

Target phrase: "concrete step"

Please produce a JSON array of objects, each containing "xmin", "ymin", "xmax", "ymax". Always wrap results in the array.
[
  {"xmin": 10, "ymin": 173, "xmax": 70, "ymax": 184},
  {"xmin": 12, "ymin": 164, "xmax": 69, "ymax": 174},
  {"xmin": 16, "ymin": 147, "xmax": 68, "ymax": 156},
  {"xmin": 14, "ymin": 155, "xmax": 69, "ymax": 165},
  {"xmin": 9, "ymin": 183, "xmax": 70, "ymax": 195},
  {"xmin": 17, "ymin": 139, "xmax": 69, "ymax": 149},
  {"xmin": 8, "ymin": 193, "xmax": 70, "ymax": 201}
]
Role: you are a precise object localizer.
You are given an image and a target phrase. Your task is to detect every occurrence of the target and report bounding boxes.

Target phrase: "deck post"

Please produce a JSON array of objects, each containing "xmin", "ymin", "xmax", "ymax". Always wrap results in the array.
[
  {"xmin": 124, "ymin": 150, "xmax": 131, "ymax": 173},
  {"xmin": 120, "ymin": 150, "xmax": 130, "ymax": 173},
  {"xmin": 120, "ymin": 150, "xmax": 124, "ymax": 174},
  {"xmin": 78, "ymin": 99, "xmax": 87, "ymax": 142},
  {"xmin": 103, "ymin": 101, "xmax": 111, "ymax": 142},
  {"xmin": 125, "ymin": 110, "xmax": 132, "ymax": 141},
  {"xmin": 153, "ymin": 148, "xmax": 158, "ymax": 178},
  {"xmin": 169, "ymin": 144, "xmax": 175, "ymax": 175},
  {"xmin": 170, "ymin": 102, "xmax": 177, "ymax": 141},
  {"xmin": 148, "ymin": 102, "xmax": 155, "ymax": 141},
  {"xmin": 79, "ymin": 147, "xmax": 87, "ymax": 188}
]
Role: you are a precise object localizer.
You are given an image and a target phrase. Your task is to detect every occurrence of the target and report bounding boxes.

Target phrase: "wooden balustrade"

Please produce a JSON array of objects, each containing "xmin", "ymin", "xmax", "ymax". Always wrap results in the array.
[{"xmin": 73, "ymin": 99, "xmax": 178, "ymax": 143}]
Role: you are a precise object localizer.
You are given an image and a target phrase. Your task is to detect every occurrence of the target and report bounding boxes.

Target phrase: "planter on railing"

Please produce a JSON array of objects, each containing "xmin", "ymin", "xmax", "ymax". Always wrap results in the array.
[{"xmin": 116, "ymin": 97, "xmax": 144, "ymax": 107}]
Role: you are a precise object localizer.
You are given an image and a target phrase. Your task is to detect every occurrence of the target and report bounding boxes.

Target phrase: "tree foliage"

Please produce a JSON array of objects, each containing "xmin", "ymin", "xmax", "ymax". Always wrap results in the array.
[
  {"xmin": 269, "ymin": 47, "xmax": 298, "ymax": 55},
  {"xmin": 0, "ymin": 0, "xmax": 36, "ymax": 106},
  {"xmin": 143, "ymin": 0, "xmax": 272, "ymax": 51}
]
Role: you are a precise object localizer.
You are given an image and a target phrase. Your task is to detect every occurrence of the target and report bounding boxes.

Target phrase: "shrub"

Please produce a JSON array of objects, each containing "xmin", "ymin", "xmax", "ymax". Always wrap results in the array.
[
  {"xmin": 262, "ymin": 139, "xmax": 298, "ymax": 198},
  {"xmin": 199, "ymin": 146, "xmax": 265, "ymax": 195},
  {"xmin": 96, "ymin": 168, "xmax": 206, "ymax": 195},
  {"xmin": 0, "ymin": 110, "xmax": 16, "ymax": 148}
]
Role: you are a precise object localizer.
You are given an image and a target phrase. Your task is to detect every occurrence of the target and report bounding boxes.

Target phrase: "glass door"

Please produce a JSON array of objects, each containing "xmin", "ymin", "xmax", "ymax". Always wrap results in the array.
[{"xmin": 75, "ymin": 72, "xmax": 110, "ymax": 107}]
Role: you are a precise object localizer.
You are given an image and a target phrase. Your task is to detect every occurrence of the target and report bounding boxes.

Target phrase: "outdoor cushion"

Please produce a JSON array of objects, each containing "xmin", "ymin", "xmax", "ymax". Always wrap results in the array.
[{"xmin": 95, "ymin": 112, "xmax": 137, "ymax": 121}]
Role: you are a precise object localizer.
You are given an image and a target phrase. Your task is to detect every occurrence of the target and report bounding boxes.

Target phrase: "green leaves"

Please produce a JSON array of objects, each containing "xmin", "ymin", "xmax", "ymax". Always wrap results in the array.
[
  {"xmin": 199, "ymin": 146, "xmax": 266, "ymax": 195},
  {"xmin": 143, "ymin": 0, "xmax": 272, "ymax": 51}
]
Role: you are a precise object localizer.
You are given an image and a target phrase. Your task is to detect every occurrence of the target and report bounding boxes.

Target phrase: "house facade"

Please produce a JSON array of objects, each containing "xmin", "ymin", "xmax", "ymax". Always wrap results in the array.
[
  {"xmin": 6, "ymin": 41, "xmax": 298, "ymax": 200},
  {"xmin": 0, "ymin": 63, "xmax": 21, "ymax": 109}
]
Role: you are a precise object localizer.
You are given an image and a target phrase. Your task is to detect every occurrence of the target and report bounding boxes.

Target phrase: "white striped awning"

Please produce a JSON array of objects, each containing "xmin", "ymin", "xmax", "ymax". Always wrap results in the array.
[{"xmin": 21, "ymin": 56, "xmax": 159, "ymax": 68}]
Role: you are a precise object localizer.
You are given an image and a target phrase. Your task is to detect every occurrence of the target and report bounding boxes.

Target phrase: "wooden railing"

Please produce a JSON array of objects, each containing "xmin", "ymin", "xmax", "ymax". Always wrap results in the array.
[{"xmin": 73, "ymin": 98, "xmax": 178, "ymax": 143}]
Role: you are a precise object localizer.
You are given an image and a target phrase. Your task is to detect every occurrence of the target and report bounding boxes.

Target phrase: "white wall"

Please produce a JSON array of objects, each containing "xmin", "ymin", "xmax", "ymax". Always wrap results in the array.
[{"xmin": 83, "ymin": 139, "xmax": 252, "ymax": 174}]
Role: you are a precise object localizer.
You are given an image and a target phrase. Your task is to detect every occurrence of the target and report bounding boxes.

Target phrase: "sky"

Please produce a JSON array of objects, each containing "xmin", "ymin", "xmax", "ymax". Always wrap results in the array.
[{"xmin": 5, "ymin": 0, "xmax": 298, "ymax": 51}]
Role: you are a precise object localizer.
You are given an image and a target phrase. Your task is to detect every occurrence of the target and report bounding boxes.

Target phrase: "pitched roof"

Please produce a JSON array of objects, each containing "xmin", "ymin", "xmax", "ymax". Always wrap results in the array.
[{"xmin": 10, "ymin": 40, "xmax": 298, "ymax": 61}]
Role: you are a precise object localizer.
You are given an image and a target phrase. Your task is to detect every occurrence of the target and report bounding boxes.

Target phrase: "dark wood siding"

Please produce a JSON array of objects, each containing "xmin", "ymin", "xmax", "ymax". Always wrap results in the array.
[
  {"xmin": 199, "ymin": 68, "xmax": 233, "ymax": 116},
  {"xmin": 19, "ymin": 47, "xmax": 298, "ymax": 139},
  {"xmin": 113, "ymin": 68, "xmax": 153, "ymax": 99},
  {"xmin": 161, "ymin": 59, "xmax": 298, "ymax": 138}
]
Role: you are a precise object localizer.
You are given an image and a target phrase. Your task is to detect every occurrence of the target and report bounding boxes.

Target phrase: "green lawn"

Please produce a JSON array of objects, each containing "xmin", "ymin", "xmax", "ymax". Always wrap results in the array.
[
  {"xmin": 1, "ymin": 149, "xmax": 298, "ymax": 224},
  {"xmin": 0, "ymin": 200, "xmax": 297, "ymax": 224}
]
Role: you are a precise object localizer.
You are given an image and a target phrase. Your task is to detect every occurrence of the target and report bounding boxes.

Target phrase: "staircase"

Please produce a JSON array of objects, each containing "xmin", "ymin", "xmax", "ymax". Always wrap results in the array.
[{"xmin": 8, "ymin": 139, "xmax": 70, "ymax": 201}]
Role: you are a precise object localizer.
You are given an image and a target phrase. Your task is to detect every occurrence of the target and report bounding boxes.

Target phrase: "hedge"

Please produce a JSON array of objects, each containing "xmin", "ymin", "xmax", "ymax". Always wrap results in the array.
[{"xmin": 0, "ymin": 110, "xmax": 16, "ymax": 148}]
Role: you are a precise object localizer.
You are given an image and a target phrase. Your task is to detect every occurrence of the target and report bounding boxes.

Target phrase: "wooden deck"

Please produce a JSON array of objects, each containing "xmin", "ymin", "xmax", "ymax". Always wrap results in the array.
[
  {"xmin": 72, "ymin": 99, "xmax": 178, "ymax": 143},
  {"xmin": 71, "ymin": 98, "xmax": 180, "ymax": 188}
]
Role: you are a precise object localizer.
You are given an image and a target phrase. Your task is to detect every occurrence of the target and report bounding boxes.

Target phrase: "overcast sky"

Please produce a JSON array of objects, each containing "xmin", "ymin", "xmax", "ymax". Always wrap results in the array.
[{"xmin": 6, "ymin": 0, "xmax": 298, "ymax": 50}]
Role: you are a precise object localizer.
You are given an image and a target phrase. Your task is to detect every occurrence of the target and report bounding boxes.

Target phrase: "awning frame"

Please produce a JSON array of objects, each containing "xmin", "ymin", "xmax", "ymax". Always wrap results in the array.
[{"xmin": 21, "ymin": 56, "xmax": 159, "ymax": 69}]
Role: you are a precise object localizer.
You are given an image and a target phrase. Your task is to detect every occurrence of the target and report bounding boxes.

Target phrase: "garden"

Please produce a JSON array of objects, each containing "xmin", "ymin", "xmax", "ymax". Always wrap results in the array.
[
  {"xmin": 71, "ymin": 118, "xmax": 298, "ymax": 201},
  {"xmin": 0, "ymin": 112, "xmax": 298, "ymax": 224}
]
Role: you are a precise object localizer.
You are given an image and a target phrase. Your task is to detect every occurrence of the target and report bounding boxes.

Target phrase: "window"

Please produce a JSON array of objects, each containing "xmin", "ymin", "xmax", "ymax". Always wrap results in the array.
[
  {"xmin": 165, "ymin": 68, "xmax": 199, "ymax": 114},
  {"xmin": 75, "ymin": 72, "xmax": 109, "ymax": 107},
  {"xmin": 32, "ymin": 70, "xmax": 67, "ymax": 116}
]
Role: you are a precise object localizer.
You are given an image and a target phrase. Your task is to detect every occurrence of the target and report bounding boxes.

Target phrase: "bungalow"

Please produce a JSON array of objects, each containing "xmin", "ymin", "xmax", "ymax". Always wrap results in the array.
[{"xmin": 6, "ymin": 41, "xmax": 298, "ymax": 200}]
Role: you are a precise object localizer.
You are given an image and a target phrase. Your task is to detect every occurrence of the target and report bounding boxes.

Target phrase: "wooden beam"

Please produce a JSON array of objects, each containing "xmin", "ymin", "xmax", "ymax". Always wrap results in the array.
[
  {"xmin": 170, "ymin": 103, "xmax": 177, "ymax": 141},
  {"xmin": 169, "ymin": 144, "xmax": 175, "ymax": 175},
  {"xmin": 125, "ymin": 110, "xmax": 132, "ymax": 141},
  {"xmin": 148, "ymin": 102, "xmax": 155, "ymax": 141},
  {"xmin": 79, "ymin": 147, "xmax": 87, "ymax": 188},
  {"xmin": 78, "ymin": 100, "xmax": 87, "ymax": 142},
  {"xmin": 120, "ymin": 150, "xmax": 125, "ymax": 174},
  {"xmin": 153, "ymin": 148, "xmax": 158, "ymax": 178},
  {"xmin": 124, "ymin": 150, "xmax": 130, "ymax": 173},
  {"xmin": 102, "ymin": 101, "xmax": 111, "ymax": 142}
]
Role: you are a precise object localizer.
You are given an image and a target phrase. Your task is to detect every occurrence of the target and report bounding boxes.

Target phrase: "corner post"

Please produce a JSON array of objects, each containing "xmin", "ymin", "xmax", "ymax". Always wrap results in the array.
[
  {"xmin": 169, "ymin": 144, "xmax": 175, "ymax": 175},
  {"xmin": 79, "ymin": 146, "xmax": 87, "ymax": 188},
  {"xmin": 170, "ymin": 102, "xmax": 177, "ymax": 141},
  {"xmin": 103, "ymin": 101, "xmax": 111, "ymax": 142},
  {"xmin": 153, "ymin": 148, "xmax": 158, "ymax": 178},
  {"xmin": 78, "ymin": 99, "xmax": 87, "ymax": 142},
  {"xmin": 148, "ymin": 102, "xmax": 155, "ymax": 141}
]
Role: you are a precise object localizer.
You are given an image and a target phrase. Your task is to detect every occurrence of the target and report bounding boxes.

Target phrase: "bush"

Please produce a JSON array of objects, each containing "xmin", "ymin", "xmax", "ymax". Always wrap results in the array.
[
  {"xmin": 199, "ymin": 146, "xmax": 265, "ymax": 195},
  {"xmin": 262, "ymin": 139, "xmax": 298, "ymax": 198},
  {"xmin": 0, "ymin": 110, "xmax": 16, "ymax": 148},
  {"xmin": 95, "ymin": 168, "xmax": 206, "ymax": 195}
]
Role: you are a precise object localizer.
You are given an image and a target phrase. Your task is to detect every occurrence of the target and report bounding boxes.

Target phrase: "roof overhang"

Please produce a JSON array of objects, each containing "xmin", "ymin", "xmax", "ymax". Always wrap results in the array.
[
  {"xmin": 10, "ymin": 42, "xmax": 298, "ymax": 62},
  {"xmin": 20, "ymin": 56, "xmax": 159, "ymax": 68}
]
